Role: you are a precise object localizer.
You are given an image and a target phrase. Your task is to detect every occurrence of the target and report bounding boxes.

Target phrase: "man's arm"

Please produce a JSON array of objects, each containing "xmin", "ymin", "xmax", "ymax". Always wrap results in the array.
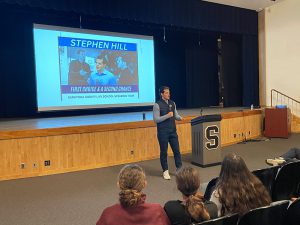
[
  {"xmin": 153, "ymin": 103, "xmax": 171, "ymax": 123},
  {"xmin": 174, "ymin": 103, "xmax": 183, "ymax": 121}
]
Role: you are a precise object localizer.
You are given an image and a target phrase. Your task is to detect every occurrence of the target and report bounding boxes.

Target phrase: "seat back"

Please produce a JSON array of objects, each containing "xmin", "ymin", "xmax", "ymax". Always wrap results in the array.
[
  {"xmin": 252, "ymin": 166, "xmax": 280, "ymax": 194},
  {"xmin": 238, "ymin": 200, "xmax": 289, "ymax": 225},
  {"xmin": 272, "ymin": 161, "xmax": 300, "ymax": 201},
  {"xmin": 284, "ymin": 198, "xmax": 300, "ymax": 225},
  {"xmin": 204, "ymin": 177, "xmax": 218, "ymax": 201},
  {"xmin": 196, "ymin": 213, "xmax": 239, "ymax": 225}
]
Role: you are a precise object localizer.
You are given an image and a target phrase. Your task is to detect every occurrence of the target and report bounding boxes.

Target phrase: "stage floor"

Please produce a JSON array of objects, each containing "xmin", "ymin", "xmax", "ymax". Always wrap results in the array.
[{"xmin": 0, "ymin": 107, "xmax": 246, "ymax": 132}]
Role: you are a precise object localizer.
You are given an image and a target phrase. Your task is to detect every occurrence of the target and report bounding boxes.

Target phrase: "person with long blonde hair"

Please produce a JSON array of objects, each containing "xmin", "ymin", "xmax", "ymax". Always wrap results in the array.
[
  {"xmin": 210, "ymin": 153, "xmax": 271, "ymax": 216},
  {"xmin": 164, "ymin": 166, "xmax": 217, "ymax": 225},
  {"xmin": 96, "ymin": 164, "xmax": 170, "ymax": 225}
]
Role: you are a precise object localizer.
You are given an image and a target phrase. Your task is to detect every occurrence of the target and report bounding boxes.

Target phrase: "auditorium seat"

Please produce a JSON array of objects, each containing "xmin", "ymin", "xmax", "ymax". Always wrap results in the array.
[
  {"xmin": 272, "ymin": 161, "xmax": 300, "ymax": 201},
  {"xmin": 237, "ymin": 200, "xmax": 289, "ymax": 225},
  {"xmin": 284, "ymin": 198, "xmax": 300, "ymax": 225},
  {"xmin": 196, "ymin": 213, "xmax": 239, "ymax": 225},
  {"xmin": 252, "ymin": 165, "xmax": 280, "ymax": 194},
  {"xmin": 204, "ymin": 177, "xmax": 218, "ymax": 201}
]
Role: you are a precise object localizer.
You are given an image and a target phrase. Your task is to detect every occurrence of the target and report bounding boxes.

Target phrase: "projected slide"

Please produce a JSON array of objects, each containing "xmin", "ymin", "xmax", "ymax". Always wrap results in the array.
[{"xmin": 33, "ymin": 24, "xmax": 155, "ymax": 111}]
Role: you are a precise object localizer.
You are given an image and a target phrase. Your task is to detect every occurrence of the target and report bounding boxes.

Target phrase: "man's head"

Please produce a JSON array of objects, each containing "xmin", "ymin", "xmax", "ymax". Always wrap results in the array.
[
  {"xmin": 77, "ymin": 49, "xmax": 85, "ymax": 63},
  {"xmin": 159, "ymin": 86, "xmax": 170, "ymax": 101},
  {"xmin": 95, "ymin": 54, "xmax": 108, "ymax": 73}
]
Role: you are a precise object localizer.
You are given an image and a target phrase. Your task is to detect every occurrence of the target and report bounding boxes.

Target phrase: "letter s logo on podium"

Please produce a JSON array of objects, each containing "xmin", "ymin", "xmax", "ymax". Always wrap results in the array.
[{"xmin": 205, "ymin": 125, "xmax": 219, "ymax": 150}]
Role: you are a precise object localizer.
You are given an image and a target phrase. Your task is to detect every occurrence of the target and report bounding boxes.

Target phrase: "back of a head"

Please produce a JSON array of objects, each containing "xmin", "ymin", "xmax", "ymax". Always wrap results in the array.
[
  {"xmin": 176, "ymin": 166, "xmax": 200, "ymax": 196},
  {"xmin": 176, "ymin": 166, "xmax": 210, "ymax": 222},
  {"xmin": 118, "ymin": 164, "xmax": 146, "ymax": 208},
  {"xmin": 219, "ymin": 153, "xmax": 251, "ymax": 182},
  {"xmin": 216, "ymin": 153, "xmax": 271, "ymax": 216}
]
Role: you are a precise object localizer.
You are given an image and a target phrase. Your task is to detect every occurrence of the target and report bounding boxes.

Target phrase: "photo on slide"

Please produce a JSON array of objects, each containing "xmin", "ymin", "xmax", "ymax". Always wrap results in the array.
[{"xmin": 58, "ymin": 37, "xmax": 139, "ymax": 95}]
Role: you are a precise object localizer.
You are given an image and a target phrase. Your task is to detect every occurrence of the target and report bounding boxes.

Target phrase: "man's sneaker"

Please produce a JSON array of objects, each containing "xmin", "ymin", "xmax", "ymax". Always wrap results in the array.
[
  {"xmin": 163, "ymin": 170, "xmax": 171, "ymax": 180},
  {"xmin": 265, "ymin": 157, "xmax": 286, "ymax": 166}
]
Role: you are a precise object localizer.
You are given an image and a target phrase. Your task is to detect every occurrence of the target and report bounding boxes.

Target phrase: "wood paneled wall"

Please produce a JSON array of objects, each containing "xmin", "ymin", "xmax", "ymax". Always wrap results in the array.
[
  {"xmin": 221, "ymin": 110, "xmax": 263, "ymax": 146},
  {"xmin": 0, "ymin": 110, "xmax": 262, "ymax": 181}
]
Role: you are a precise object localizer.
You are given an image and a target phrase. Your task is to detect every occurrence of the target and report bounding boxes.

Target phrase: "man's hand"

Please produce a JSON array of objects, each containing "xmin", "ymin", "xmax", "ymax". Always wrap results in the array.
[{"xmin": 167, "ymin": 112, "xmax": 174, "ymax": 117}]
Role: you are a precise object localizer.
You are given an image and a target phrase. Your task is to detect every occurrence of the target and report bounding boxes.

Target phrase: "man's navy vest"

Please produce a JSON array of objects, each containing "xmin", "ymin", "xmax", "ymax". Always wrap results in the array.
[{"xmin": 156, "ymin": 99, "xmax": 176, "ymax": 132}]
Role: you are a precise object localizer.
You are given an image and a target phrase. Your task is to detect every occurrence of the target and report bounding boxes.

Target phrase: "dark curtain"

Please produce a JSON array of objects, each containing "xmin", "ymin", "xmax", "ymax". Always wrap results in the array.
[
  {"xmin": 221, "ymin": 35, "xmax": 243, "ymax": 107},
  {"xmin": 0, "ymin": 1, "xmax": 259, "ymax": 117},
  {"xmin": 154, "ymin": 30, "xmax": 187, "ymax": 108},
  {"xmin": 0, "ymin": 5, "xmax": 80, "ymax": 117},
  {"xmin": 0, "ymin": 10, "xmax": 36, "ymax": 117},
  {"xmin": 0, "ymin": 0, "xmax": 258, "ymax": 35},
  {"xmin": 185, "ymin": 35, "xmax": 219, "ymax": 107},
  {"xmin": 242, "ymin": 35, "xmax": 259, "ymax": 107}
]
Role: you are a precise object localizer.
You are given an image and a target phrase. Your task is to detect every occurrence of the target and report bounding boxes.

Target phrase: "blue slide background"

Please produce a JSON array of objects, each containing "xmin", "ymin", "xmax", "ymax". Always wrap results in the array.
[{"xmin": 33, "ymin": 24, "xmax": 155, "ymax": 111}]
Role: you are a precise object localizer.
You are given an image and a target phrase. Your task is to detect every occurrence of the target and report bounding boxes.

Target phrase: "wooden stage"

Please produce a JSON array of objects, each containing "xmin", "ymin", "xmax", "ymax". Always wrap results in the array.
[{"xmin": 0, "ymin": 107, "xmax": 263, "ymax": 181}]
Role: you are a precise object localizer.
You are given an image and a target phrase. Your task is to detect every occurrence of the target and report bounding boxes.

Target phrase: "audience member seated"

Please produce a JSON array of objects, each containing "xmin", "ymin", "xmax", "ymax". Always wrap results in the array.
[
  {"xmin": 266, "ymin": 147, "xmax": 300, "ymax": 166},
  {"xmin": 96, "ymin": 164, "xmax": 170, "ymax": 225},
  {"xmin": 164, "ymin": 166, "xmax": 218, "ymax": 225},
  {"xmin": 210, "ymin": 153, "xmax": 272, "ymax": 217}
]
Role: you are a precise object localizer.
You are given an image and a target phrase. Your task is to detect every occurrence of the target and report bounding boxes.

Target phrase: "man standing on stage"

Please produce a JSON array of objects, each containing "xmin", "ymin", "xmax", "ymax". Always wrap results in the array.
[{"xmin": 153, "ymin": 86, "xmax": 183, "ymax": 180}]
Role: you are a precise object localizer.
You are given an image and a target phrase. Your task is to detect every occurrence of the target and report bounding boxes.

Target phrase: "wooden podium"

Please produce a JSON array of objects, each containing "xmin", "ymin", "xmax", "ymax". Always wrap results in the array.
[{"xmin": 264, "ymin": 108, "xmax": 291, "ymax": 138}]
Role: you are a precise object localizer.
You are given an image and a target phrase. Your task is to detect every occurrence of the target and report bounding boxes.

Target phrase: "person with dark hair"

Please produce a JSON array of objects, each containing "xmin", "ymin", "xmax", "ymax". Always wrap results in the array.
[
  {"xmin": 88, "ymin": 54, "xmax": 117, "ymax": 85},
  {"xmin": 96, "ymin": 164, "xmax": 170, "ymax": 225},
  {"xmin": 115, "ymin": 54, "xmax": 137, "ymax": 85},
  {"xmin": 266, "ymin": 147, "xmax": 300, "ymax": 166},
  {"xmin": 68, "ymin": 49, "xmax": 91, "ymax": 85},
  {"xmin": 164, "ymin": 166, "xmax": 217, "ymax": 225},
  {"xmin": 210, "ymin": 153, "xmax": 272, "ymax": 216},
  {"xmin": 153, "ymin": 86, "xmax": 183, "ymax": 180}
]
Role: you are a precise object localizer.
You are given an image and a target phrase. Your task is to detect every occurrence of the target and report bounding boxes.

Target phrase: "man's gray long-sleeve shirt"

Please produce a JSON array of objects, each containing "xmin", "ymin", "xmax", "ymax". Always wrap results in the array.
[{"xmin": 153, "ymin": 101, "xmax": 182, "ymax": 124}]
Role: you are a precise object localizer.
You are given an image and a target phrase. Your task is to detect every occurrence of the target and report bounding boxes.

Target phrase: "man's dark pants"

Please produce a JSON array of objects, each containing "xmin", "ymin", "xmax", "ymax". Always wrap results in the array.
[{"xmin": 157, "ymin": 130, "xmax": 182, "ymax": 171}]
